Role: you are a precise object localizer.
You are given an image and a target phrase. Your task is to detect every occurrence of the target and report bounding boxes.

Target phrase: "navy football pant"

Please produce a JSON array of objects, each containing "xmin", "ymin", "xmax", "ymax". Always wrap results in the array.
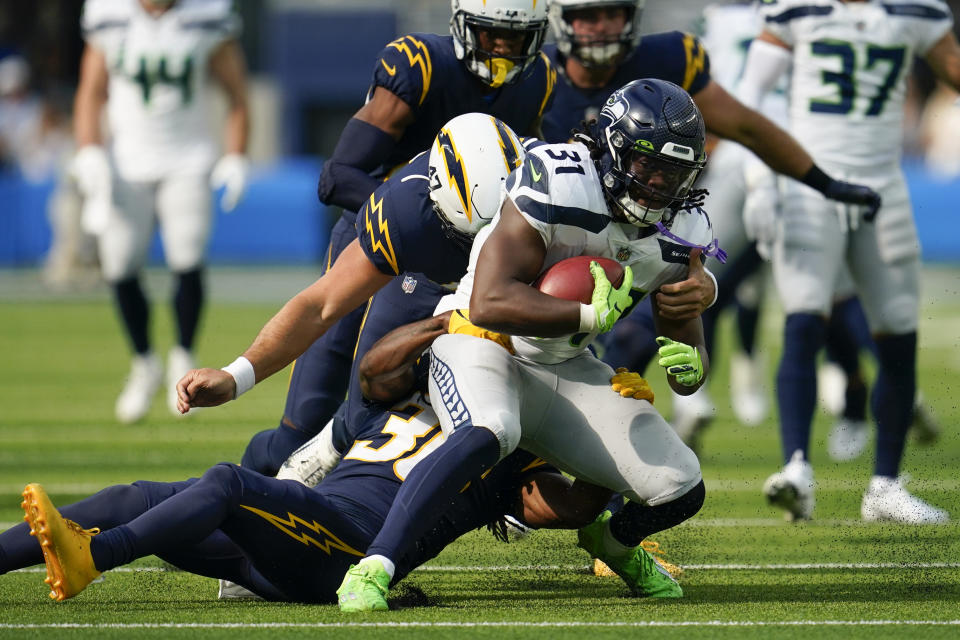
[
  {"xmin": 0, "ymin": 466, "xmax": 372, "ymax": 603},
  {"xmin": 241, "ymin": 214, "xmax": 367, "ymax": 475}
]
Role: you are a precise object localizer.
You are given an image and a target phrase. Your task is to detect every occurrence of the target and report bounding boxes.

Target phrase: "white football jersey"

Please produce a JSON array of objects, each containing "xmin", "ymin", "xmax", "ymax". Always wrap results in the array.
[
  {"xmin": 700, "ymin": 1, "xmax": 789, "ymax": 127},
  {"xmin": 436, "ymin": 142, "xmax": 716, "ymax": 364},
  {"xmin": 81, "ymin": 0, "xmax": 240, "ymax": 181},
  {"xmin": 759, "ymin": 0, "xmax": 952, "ymax": 171}
]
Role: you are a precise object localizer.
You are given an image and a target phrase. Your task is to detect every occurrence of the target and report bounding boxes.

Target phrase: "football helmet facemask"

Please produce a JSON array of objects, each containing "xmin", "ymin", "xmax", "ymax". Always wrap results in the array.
[
  {"xmin": 451, "ymin": 0, "xmax": 549, "ymax": 88},
  {"xmin": 428, "ymin": 113, "xmax": 526, "ymax": 248},
  {"xmin": 595, "ymin": 78, "xmax": 706, "ymax": 227},
  {"xmin": 548, "ymin": 0, "xmax": 645, "ymax": 68}
]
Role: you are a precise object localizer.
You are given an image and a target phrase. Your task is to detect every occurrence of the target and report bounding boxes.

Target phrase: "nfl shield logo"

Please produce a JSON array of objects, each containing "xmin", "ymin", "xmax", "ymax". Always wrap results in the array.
[
  {"xmin": 616, "ymin": 246, "xmax": 632, "ymax": 262},
  {"xmin": 401, "ymin": 275, "xmax": 418, "ymax": 294}
]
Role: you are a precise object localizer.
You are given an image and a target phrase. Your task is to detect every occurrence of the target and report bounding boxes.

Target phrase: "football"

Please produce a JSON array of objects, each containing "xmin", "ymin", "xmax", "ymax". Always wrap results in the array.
[{"xmin": 533, "ymin": 256, "xmax": 625, "ymax": 304}]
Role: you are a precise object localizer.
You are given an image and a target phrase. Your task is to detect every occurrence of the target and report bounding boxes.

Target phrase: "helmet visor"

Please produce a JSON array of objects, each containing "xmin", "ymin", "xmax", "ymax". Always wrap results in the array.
[
  {"xmin": 465, "ymin": 17, "xmax": 546, "ymax": 65},
  {"xmin": 623, "ymin": 151, "xmax": 701, "ymax": 211}
]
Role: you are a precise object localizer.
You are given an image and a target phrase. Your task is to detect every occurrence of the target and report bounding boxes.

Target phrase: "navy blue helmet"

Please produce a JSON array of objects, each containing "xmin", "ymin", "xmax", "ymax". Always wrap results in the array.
[{"xmin": 595, "ymin": 78, "xmax": 706, "ymax": 226}]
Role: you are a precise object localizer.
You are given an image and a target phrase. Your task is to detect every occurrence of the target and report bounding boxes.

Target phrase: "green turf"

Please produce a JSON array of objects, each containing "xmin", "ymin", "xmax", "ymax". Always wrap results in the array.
[{"xmin": 1, "ymin": 288, "xmax": 959, "ymax": 639}]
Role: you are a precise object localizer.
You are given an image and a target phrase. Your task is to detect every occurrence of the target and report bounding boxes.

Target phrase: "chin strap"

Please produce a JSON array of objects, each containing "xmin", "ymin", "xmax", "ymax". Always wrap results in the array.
[{"xmin": 654, "ymin": 189, "xmax": 728, "ymax": 264}]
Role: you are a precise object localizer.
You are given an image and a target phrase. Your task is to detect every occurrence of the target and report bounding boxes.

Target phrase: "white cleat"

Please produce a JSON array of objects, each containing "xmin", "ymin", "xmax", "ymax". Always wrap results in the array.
[
  {"xmin": 671, "ymin": 386, "xmax": 715, "ymax": 452},
  {"xmin": 115, "ymin": 353, "xmax": 163, "ymax": 424},
  {"xmin": 861, "ymin": 475, "xmax": 949, "ymax": 525},
  {"xmin": 817, "ymin": 362, "xmax": 847, "ymax": 417},
  {"xmin": 729, "ymin": 351, "xmax": 769, "ymax": 426},
  {"xmin": 827, "ymin": 419, "xmax": 870, "ymax": 461},
  {"xmin": 217, "ymin": 579, "xmax": 262, "ymax": 600},
  {"xmin": 166, "ymin": 345, "xmax": 196, "ymax": 416},
  {"xmin": 763, "ymin": 449, "xmax": 814, "ymax": 522}
]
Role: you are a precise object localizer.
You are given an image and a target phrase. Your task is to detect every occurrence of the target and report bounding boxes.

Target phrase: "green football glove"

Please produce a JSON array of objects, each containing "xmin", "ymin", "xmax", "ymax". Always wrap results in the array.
[
  {"xmin": 590, "ymin": 262, "xmax": 633, "ymax": 333},
  {"xmin": 656, "ymin": 336, "xmax": 704, "ymax": 387}
]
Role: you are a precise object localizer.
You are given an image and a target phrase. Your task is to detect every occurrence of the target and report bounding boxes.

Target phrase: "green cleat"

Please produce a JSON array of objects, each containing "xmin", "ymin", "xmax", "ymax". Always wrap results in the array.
[
  {"xmin": 336, "ymin": 560, "xmax": 390, "ymax": 612},
  {"xmin": 577, "ymin": 510, "xmax": 683, "ymax": 598}
]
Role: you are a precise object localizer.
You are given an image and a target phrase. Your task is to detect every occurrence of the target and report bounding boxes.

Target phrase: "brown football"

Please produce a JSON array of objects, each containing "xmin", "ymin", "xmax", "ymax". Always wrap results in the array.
[{"xmin": 533, "ymin": 256, "xmax": 625, "ymax": 304}]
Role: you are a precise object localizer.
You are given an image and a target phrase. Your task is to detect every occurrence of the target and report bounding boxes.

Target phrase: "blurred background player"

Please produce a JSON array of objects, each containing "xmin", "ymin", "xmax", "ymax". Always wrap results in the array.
[
  {"xmin": 741, "ymin": 0, "xmax": 960, "ymax": 523},
  {"xmin": 540, "ymin": 0, "xmax": 881, "ymax": 450},
  {"xmin": 241, "ymin": 0, "xmax": 553, "ymax": 475},
  {"xmin": 71, "ymin": 0, "xmax": 250, "ymax": 423}
]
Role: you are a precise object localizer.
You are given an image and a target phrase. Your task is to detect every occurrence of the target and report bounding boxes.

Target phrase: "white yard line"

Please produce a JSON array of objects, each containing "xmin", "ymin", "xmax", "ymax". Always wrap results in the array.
[{"xmin": 1, "ymin": 621, "xmax": 959, "ymax": 630}]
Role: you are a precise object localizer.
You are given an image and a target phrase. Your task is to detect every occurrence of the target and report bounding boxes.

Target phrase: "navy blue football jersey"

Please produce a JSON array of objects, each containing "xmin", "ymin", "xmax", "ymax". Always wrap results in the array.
[
  {"xmin": 370, "ymin": 33, "xmax": 556, "ymax": 172},
  {"xmin": 318, "ymin": 391, "xmax": 552, "ymax": 580},
  {"xmin": 355, "ymin": 152, "xmax": 470, "ymax": 286},
  {"xmin": 541, "ymin": 31, "xmax": 712, "ymax": 143}
]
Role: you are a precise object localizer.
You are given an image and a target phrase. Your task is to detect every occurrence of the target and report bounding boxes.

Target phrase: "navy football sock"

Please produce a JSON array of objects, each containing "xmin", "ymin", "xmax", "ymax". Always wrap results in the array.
[
  {"xmin": 872, "ymin": 332, "xmax": 916, "ymax": 478},
  {"xmin": 776, "ymin": 313, "xmax": 826, "ymax": 462},
  {"xmin": 173, "ymin": 268, "xmax": 204, "ymax": 350},
  {"xmin": 365, "ymin": 426, "xmax": 501, "ymax": 562},
  {"xmin": 609, "ymin": 481, "xmax": 705, "ymax": 547},
  {"xmin": 0, "ymin": 484, "xmax": 152, "ymax": 573},
  {"xmin": 830, "ymin": 297, "xmax": 876, "ymax": 358},
  {"xmin": 735, "ymin": 301, "xmax": 761, "ymax": 356},
  {"xmin": 90, "ymin": 464, "xmax": 242, "ymax": 571},
  {"xmin": 114, "ymin": 277, "xmax": 150, "ymax": 355},
  {"xmin": 843, "ymin": 378, "xmax": 868, "ymax": 422}
]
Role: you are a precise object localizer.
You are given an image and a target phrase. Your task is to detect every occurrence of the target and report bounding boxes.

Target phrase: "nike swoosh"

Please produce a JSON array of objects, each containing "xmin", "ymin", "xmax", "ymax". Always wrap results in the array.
[
  {"xmin": 380, "ymin": 60, "xmax": 396, "ymax": 76},
  {"xmin": 529, "ymin": 161, "xmax": 542, "ymax": 182}
]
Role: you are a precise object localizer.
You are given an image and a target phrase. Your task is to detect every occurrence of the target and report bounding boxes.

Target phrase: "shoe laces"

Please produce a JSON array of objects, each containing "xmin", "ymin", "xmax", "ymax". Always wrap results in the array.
[{"xmin": 64, "ymin": 518, "xmax": 100, "ymax": 537}]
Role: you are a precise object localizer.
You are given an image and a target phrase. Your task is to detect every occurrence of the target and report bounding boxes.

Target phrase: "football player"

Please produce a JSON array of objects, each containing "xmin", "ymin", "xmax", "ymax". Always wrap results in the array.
[
  {"xmin": 242, "ymin": 0, "xmax": 555, "ymax": 474},
  {"xmin": 72, "ymin": 0, "xmax": 250, "ymax": 423},
  {"xmin": 175, "ymin": 114, "xmax": 528, "ymax": 424},
  {"xmin": 3, "ymin": 313, "xmax": 620, "ymax": 603},
  {"xmin": 540, "ymin": 0, "xmax": 884, "ymax": 440},
  {"xmin": 335, "ymin": 79, "xmax": 717, "ymax": 612},
  {"xmin": 739, "ymin": 0, "xmax": 959, "ymax": 523}
]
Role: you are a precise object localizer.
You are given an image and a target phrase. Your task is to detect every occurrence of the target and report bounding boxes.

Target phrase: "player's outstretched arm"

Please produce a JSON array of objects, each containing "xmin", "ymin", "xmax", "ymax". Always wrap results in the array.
[
  {"xmin": 470, "ymin": 199, "xmax": 583, "ymax": 337},
  {"xmin": 317, "ymin": 87, "xmax": 414, "ymax": 212},
  {"xmin": 176, "ymin": 240, "xmax": 393, "ymax": 412},
  {"xmin": 357, "ymin": 311, "xmax": 453, "ymax": 404}
]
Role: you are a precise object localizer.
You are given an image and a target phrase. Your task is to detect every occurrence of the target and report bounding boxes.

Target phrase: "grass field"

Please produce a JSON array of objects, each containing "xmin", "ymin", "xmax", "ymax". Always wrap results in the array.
[{"xmin": 1, "ymin": 267, "xmax": 959, "ymax": 639}]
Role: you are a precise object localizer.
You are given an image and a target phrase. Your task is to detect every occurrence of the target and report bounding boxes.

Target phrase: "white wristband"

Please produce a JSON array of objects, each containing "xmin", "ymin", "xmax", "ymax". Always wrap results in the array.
[
  {"xmin": 704, "ymin": 268, "xmax": 719, "ymax": 309},
  {"xmin": 579, "ymin": 303, "xmax": 598, "ymax": 333},
  {"xmin": 222, "ymin": 356, "xmax": 255, "ymax": 398}
]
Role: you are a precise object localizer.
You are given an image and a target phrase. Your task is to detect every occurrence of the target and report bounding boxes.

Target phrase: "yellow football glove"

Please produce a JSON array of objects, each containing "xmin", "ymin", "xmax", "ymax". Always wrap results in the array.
[
  {"xmin": 610, "ymin": 367, "xmax": 655, "ymax": 403},
  {"xmin": 448, "ymin": 309, "xmax": 515, "ymax": 354}
]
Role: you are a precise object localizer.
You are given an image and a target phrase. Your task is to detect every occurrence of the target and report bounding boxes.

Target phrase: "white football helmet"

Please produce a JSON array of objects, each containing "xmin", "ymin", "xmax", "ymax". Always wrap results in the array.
[
  {"xmin": 450, "ymin": 0, "xmax": 548, "ymax": 87},
  {"xmin": 548, "ymin": 0, "xmax": 645, "ymax": 68},
  {"xmin": 428, "ymin": 113, "xmax": 525, "ymax": 246}
]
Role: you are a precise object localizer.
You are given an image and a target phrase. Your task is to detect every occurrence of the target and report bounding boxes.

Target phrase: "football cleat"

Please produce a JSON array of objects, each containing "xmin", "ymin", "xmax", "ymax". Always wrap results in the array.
[
  {"xmin": 217, "ymin": 579, "xmax": 262, "ymax": 600},
  {"xmin": 670, "ymin": 386, "xmax": 715, "ymax": 454},
  {"xmin": 577, "ymin": 511, "xmax": 683, "ymax": 598},
  {"xmin": 640, "ymin": 540, "xmax": 684, "ymax": 580},
  {"xmin": 763, "ymin": 450, "xmax": 814, "ymax": 521},
  {"xmin": 115, "ymin": 353, "xmax": 163, "ymax": 424},
  {"xmin": 336, "ymin": 560, "xmax": 390, "ymax": 612},
  {"xmin": 827, "ymin": 419, "xmax": 870, "ymax": 462},
  {"xmin": 861, "ymin": 475, "xmax": 949, "ymax": 525},
  {"xmin": 729, "ymin": 351, "xmax": 769, "ymax": 426},
  {"xmin": 166, "ymin": 346, "xmax": 195, "ymax": 417},
  {"xmin": 21, "ymin": 483, "xmax": 101, "ymax": 601}
]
